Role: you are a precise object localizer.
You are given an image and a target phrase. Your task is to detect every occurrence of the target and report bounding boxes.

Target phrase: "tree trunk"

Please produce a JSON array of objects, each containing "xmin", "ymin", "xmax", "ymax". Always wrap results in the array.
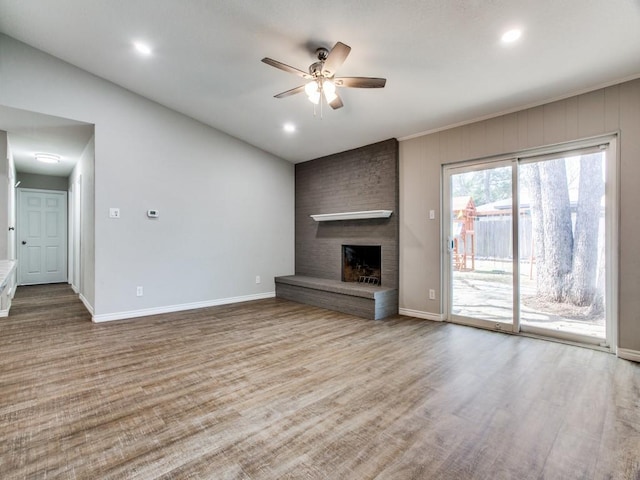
[
  {"xmin": 537, "ymin": 158, "xmax": 573, "ymax": 302},
  {"xmin": 587, "ymin": 238, "xmax": 606, "ymax": 316},
  {"xmin": 570, "ymin": 153, "xmax": 604, "ymax": 306},
  {"xmin": 521, "ymin": 163, "xmax": 546, "ymax": 292}
]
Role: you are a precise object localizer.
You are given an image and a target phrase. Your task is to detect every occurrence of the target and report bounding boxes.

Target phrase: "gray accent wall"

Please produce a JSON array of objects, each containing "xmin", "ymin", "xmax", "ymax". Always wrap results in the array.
[{"xmin": 295, "ymin": 139, "xmax": 399, "ymax": 289}]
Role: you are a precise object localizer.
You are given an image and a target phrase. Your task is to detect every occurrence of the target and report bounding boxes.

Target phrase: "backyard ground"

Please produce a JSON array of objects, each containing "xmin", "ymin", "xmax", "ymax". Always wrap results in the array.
[{"xmin": 452, "ymin": 259, "xmax": 605, "ymax": 339}]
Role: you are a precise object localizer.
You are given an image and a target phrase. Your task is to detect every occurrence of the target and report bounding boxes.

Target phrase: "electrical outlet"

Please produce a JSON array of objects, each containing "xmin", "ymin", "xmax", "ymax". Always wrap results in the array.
[
  {"xmin": 109, "ymin": 208, "xmax": 120, "ymax": 218},
  {"xmin": 429, "ymin": 209, "xmax": 436, "ymax": 220},
  {"xmin": 255, "ymin": 275, "xmax": 261, "ymax": 284},
  {"xmin": 429, "ymin": 289, "xmax": 436, "ymax": 300},
  {"xmin": 136, "ymin": 286, "xmax": 143, "ymax": 297}
]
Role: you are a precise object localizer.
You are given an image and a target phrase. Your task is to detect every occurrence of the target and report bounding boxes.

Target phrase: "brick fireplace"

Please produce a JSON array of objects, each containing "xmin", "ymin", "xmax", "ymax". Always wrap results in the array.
[{"xmin": 275, "ymin": 138, "xmax": 399, "ymax": 320}]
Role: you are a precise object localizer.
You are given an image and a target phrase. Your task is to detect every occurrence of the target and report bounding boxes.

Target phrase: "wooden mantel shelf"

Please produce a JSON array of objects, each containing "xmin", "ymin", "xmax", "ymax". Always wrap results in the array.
[{"xmin": 310, "ymin": 210, "xmax": 393, "ymax": 222}]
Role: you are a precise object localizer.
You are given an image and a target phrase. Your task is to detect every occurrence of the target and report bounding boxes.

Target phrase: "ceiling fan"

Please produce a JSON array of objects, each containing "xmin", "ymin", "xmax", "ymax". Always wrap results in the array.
[{"xmin": 261, "ymin": 41, "xmax": 386, "ymax": 111}]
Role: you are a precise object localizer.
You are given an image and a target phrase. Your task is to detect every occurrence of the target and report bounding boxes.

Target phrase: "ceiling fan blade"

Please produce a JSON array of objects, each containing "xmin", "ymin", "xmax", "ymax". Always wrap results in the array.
[
  {"xmin": 335, "ymin": 77, "xmax": 387, "ymax": 88},
  {"xmin": 329, "ymin": 92, "xmax": 344, "ymax": 110},
  {"xmin": 274, "ymin": 85, "xmax": 306, "ymax": 98},
  {"xmin": 322, "ymin": 42, "xmax": 351, "ymax": 77},
  {"xmin": 262, "ymin": 57, "xmax": 311, "ymax": 79}
]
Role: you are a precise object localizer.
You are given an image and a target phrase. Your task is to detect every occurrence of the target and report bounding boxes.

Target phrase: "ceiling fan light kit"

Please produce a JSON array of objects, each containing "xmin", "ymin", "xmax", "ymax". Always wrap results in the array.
[
  {"xmin": 304, "ymin": 81, "xmax": 320, "ymax": 104},
  {"xmin": 262, "ymin": 41, "xmax": 386, "ymax": 116},
  {"xmin": 304, "ymin": 78, "xmax": 337, "ymax": 105}
]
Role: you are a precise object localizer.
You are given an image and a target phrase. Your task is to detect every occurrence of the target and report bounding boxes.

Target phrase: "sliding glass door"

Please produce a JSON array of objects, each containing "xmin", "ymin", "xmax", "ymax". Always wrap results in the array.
[
  {"xmin": 444, "ymin": 160, "xmax": 518, "ymax": 332},
  {"xmin": 444, "ymin": 138, "xmax": 616, "ymax": 348},
  {"xmin": 518, "ymin": 148, "xmax": 608, "ymax": 343}
]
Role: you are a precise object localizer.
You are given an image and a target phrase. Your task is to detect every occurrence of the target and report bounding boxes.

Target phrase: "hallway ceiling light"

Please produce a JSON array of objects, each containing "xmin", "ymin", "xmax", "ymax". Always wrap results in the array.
[{"xmin": 35, "ymin": 153, "xmax": 61, "ymax": 164}]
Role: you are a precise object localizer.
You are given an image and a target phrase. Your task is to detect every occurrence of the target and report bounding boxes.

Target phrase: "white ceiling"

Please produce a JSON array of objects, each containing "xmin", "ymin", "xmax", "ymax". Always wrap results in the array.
[{"xmin": 1, "ymin": 0, "xmax": 639, "ymax": 165}]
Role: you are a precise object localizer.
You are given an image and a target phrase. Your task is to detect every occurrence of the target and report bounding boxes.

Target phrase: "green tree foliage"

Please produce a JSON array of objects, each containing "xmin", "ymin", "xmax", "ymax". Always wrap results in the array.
[{"xmin": 452, "ymin": 168, "xmax": 511, "ymax": 206}]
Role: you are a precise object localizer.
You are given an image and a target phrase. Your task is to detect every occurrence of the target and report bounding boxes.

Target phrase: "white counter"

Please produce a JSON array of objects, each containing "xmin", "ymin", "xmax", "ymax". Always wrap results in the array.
[{"xmin": 0, "ymin": 260, "xmax": 17, "ymax": 317}]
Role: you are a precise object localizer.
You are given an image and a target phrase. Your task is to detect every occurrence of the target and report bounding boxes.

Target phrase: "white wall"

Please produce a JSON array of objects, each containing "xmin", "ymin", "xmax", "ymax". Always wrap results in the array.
[
  {"xmin": 399, "ymin": 79, "xmax": 640, "ymax": 353},
  {"xmin": 0, "ymin": 130, "xmax": 7, "ymax": 258},
  {"xmin": 69, "ymin": 135, "xmax": 95, "ymax": 310},
  {"xmin": 6, "ymin": 139, "xmax": 16, "ymax": 261},
  {"xmin": 0, "ymin": 34, "xmax": 295, "ymax": 319},
  {"xmin": 0, "ymin": 131, "xmax": 16, "ymax": 299}
]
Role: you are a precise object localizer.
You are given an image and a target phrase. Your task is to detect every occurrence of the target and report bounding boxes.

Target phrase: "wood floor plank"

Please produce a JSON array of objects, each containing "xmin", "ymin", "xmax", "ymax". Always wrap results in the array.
[{"xmin": 1, "ymin": 284, "xmax": 640, "ymax": 479}]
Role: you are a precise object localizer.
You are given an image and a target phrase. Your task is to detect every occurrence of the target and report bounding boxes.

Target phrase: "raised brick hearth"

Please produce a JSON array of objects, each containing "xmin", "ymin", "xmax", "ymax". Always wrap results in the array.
[{"xmin": 275, "ymin": 275, "xmax": 397, "ymax": 320}]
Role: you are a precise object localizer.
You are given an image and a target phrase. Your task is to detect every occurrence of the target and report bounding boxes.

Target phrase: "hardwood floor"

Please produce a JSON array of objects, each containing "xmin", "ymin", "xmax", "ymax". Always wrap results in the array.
[{"xmin": 1, "ymin": 284, "xmax": 639, "ymax": 479}]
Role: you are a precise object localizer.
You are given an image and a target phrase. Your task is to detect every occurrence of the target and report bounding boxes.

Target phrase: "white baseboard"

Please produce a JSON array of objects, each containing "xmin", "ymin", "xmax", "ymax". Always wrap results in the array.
[
  {"xmin": 79, "ymin": 293, "xmax": 94, "ymax": 316},
  {"xmin": 398, "ymin": 308, "xmax": 445, "ymax": 321},
  {"xmin": 92, "ymin": 292, "xmax": 275, "ymax": 323},
  {"xmin": 617, "ymin": 348, "xmax": 640, "ymax": 363},
  {"xmin": 0, "ymin": 309, "xmax": 8, "ymax": 318}
]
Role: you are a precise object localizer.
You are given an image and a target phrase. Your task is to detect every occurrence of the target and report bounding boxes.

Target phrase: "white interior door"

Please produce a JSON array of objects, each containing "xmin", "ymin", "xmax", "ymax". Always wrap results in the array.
[{"xmin": 18, "ymin": 189, "xmax": 68, "ymax": 285}]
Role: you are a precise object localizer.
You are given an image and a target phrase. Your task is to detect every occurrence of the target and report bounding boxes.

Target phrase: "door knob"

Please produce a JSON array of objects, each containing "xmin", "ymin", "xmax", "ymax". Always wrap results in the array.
[{"xmin": 21, "ymin": 241, "xmax": 27, "ymax": 245}]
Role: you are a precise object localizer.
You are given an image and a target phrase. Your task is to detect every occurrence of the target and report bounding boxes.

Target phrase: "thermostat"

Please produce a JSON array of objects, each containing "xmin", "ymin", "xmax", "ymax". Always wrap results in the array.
[{"xmin": 147, "ymin": 209, "xmax": 159, "ymax": 218}]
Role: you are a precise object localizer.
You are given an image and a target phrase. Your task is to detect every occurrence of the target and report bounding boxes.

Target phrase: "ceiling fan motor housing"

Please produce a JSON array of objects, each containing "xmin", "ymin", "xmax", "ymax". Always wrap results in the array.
[
  {"xmin": 311, "ymin": 48, "xmax": 331, "ymax": 77},
  {"xmin": 316, "ymin": 47, "xmax": 329, "ymax": 61}
]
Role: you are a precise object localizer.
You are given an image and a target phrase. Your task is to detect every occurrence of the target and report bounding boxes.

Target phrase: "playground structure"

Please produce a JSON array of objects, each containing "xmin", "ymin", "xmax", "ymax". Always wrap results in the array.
[{"xmin": 452, "ymin": 196, "xmax": 476, "ymax": 271}]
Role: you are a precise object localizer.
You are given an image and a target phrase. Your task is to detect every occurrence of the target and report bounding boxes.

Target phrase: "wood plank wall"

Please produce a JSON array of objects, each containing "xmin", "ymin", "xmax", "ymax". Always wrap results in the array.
[{"xmin": 399, "ymin": 78, "xmax": 640, "ymax": 351}]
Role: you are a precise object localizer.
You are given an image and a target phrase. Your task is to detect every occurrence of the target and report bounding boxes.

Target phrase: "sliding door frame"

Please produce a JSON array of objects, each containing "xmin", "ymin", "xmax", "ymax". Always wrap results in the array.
[
  {"xmin": 442, "ymin": 134, "xmax": 619, "ymax": 352},
  {"xmin": 443, "ymin": 157, "xmax": 519, "ymax": 333}
]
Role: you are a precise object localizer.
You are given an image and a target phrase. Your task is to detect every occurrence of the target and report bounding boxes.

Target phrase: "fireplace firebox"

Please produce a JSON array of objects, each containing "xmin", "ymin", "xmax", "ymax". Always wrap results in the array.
[{"xmin": 342, "ymin": 245, "xmax": 381, "ymax": 285}]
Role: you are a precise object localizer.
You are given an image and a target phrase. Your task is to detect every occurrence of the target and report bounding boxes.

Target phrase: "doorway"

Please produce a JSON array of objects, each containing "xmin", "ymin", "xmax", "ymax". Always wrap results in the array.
[
  {"xmin": 17, "ymin": 189, "xmax": 68, "ymax": 285},
  {"xmin": 443, "ymin": 137, "xmax": 617, "ymax": 348},
  {"xmin": 1, "ymin": 104, "xmax": 95, "ymax": 313}
]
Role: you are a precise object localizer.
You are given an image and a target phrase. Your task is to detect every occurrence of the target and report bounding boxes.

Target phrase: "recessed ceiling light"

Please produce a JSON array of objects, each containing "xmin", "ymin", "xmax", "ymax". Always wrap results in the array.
[
  {"xmin": 501, "ymin": 29, "xmax": 522, "ymax": 43},
  {"xmin": 133, "ymin": 41, "xmax": 152, "ymax": 56},
  {"xmin": 283, "ymin": 123, "xmax": 296, "ymax": 133},
  {"xmin": 35, "ymin": 153, "xmax": 61, "ymax": 164}
]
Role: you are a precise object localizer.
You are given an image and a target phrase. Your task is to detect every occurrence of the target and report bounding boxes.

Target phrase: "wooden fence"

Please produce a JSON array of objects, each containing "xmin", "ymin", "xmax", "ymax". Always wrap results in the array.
[{"xmin": 474, "ymin": 215, "xmax": 532, "ymax": 260}]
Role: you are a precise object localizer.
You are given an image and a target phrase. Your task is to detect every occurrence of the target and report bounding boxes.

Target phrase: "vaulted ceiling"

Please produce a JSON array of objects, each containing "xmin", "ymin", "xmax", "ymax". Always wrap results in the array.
[{"xmin": 1, "ymin": 0, "xmax": 639, "ymax": 168}]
